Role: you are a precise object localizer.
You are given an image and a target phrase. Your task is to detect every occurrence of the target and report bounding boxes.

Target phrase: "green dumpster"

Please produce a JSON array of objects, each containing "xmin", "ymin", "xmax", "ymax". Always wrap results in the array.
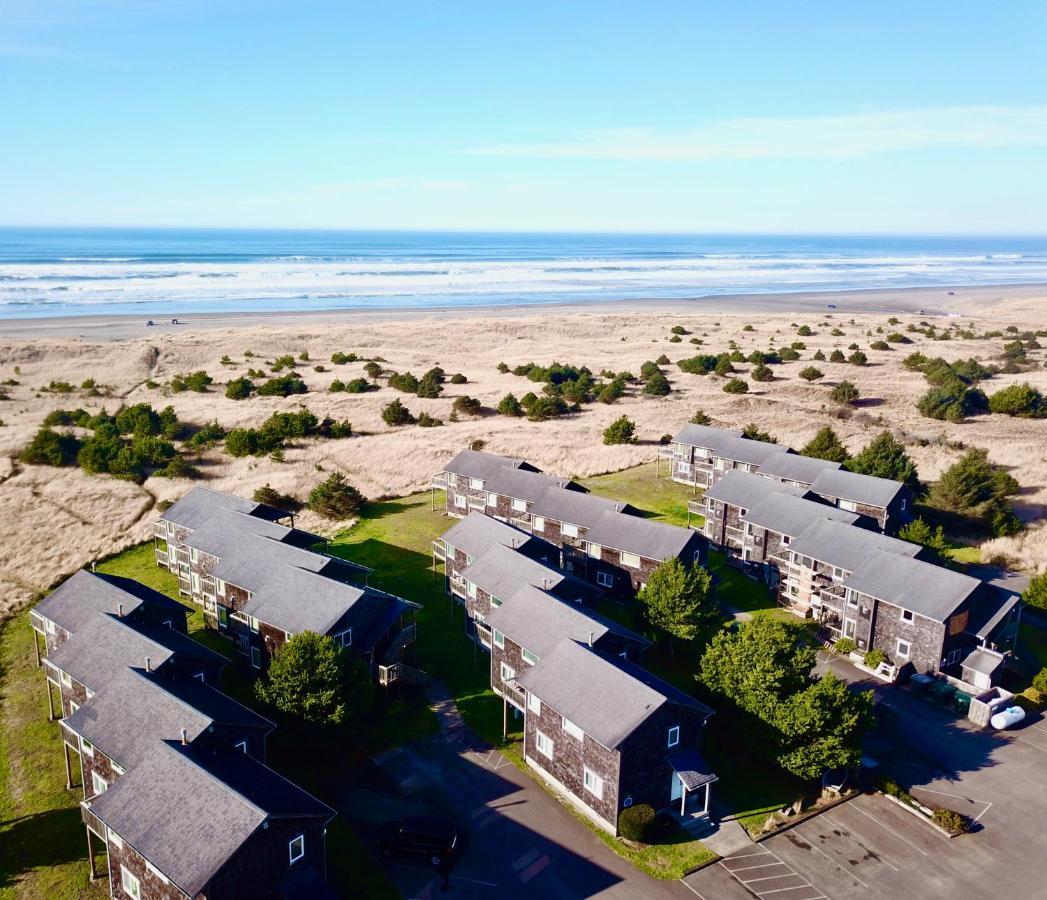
[
  {"xmin": 930, "ymin": 681, "xmax": 957, "ymax": 705},
  {"xmin": 955, "ymin": 692, "xmax": 973, "ymax": 715}
]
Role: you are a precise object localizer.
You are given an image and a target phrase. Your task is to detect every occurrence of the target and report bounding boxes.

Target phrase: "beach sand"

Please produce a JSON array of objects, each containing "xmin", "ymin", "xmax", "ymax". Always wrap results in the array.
[{"xmin": 1, "ymin": 282, "xmax": 1045, "ymax": 618}]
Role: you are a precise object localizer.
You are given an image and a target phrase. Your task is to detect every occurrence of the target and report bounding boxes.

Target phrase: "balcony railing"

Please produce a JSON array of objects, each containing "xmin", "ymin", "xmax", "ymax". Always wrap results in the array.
[
  {"xmin": 657, "ymin": 445, "xmax": 675, "ymax": 458},
  {"xmin": 687, "ymin": 499, "xmax": 705, "ymax": 515},
  {"xmin": 450, "ymin": 576, "xmax": 467, "ymax": 600},
  {"xmin": 431, "ymin": 473, "xmax": 448, "ymax": 489},
  {"xmin": 155, "ymin": 548, "xmax": 169, "ymax": 566},
  {"xmin": 431, "ymin": 540, "xmax": 446, "ymax": 562}
]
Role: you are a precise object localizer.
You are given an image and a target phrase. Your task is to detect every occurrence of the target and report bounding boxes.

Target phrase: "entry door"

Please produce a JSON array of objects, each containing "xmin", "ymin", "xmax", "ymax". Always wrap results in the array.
[{"xmin": 670, "ymin": 773, "xmax": 682, "ymax": 803}]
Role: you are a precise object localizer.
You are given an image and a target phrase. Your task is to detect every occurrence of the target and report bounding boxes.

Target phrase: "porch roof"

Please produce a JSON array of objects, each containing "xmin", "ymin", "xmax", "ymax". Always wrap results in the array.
[{"xmin": 669, "ymin": 749, "xmax": 718, "ymax": 791}]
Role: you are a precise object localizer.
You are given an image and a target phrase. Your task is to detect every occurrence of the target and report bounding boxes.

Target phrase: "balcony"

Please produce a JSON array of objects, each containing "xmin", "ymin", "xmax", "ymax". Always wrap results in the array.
[
  {"xmin": 450, "ymin": 576, "xmax": 468, "ymax": 600},
  {"xmin": 153, "ymin": 522, "xmax": 168, "ymax": 539},
  {"xmin": 687, "ymin": 499, "xmax": 705, "ymax": 516},
  {"xmin": 430, "ymin": 473, "xmax": 448, "ymax": 489},
  {"xmin": 475, "ymin": 622, "xmax": 493, "ymax": 648},
  {"xmin": 431, "ymin": 540, "xmax": 446, "ymax": 562},
  {"xmin": 657, "ymin": 445, "xmax": 675, "ymax": 459},
  {"xmin": 155, "ymin": 548, "xmax": 170, "ymax": 566}
]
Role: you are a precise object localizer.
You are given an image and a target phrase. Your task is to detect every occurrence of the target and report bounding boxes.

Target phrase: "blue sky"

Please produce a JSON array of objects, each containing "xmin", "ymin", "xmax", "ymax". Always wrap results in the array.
[{"xmin": 2, "ymin": 0, "xmax": 1046, "ymax": 233}]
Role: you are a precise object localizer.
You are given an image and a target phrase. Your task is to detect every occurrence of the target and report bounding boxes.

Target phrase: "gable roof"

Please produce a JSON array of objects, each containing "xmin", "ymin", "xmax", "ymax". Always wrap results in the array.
[
  {"xmin": 788, "ymin": 517, "xmax": 922, "ymax": 573},
  {"xmin": 87, "ymin": 741, "xmax": 333, "ymax": 897},
  {"xmin": 460, "ymin": 544, "xmax": 565, "ymax": 602},
  {"xmin": 968, "ymin": 585, "xmax": 1022, "ymax": 641},
  {"xmin": 530, "ymin": 485, "xmax": 631, "ymax": 527},
  {"xmin": 672, "ymin": 424, "xmax": 743, "ymax": 452},
  {"xmin": 517, "ymin": 640, "xmax": 712, "ymax": 749},
  {"xmin": 47, "ymin": 613, "xmax": 224, "ymax": 689},
  {"xmin": 810, "ymin": 468, "xmax": 906, "ymax": 509},
  {"xmin": 484, "ymin": 585, "xmax": 647, "ymax": 659},
  {"xmin": 440, "ymin": 513, "xmax": 536, "ymax": 559},
  {"xmin": 704, "ymin": 470, "xmax": 808, "ymax": 511},
  {"xmin": 582, "ymin": 509, "xmax": 700, "ymax": 561},
  {"xmin": 743, "ymin": 492, "xmax": 860, "ymax": 538},
  {"xmin": 715, "ymin": 436, "xmax": 790, "ymax": 467},
  {"xmin": 443, "ymin": 449, "xmax": 536, "ymax": 481},
  {"xmin": 843, "ymin": 550, "xmax": 981, "ymax": 621},
  {"xmin": 757, "ymin": 453, "xmax": 843, "ymax": 485},
  {"xmin": 160, "ymin": 487, "xmax": 291, "ymax": 531},
  {"xmin": 33, "ymin": 570, "xmax": 185, "ymax": 633},
  {"xmin": 486, "ymin": 466, "xmax": 584, "ymax": 503},
  {"xmin": 63, "ymin": 667, "xmax": 271, "ymax": 768}
]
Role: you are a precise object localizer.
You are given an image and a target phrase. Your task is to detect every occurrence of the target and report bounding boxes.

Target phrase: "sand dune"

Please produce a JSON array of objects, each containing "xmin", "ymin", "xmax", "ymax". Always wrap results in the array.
[{"xmin": 1, "ymin": 288, "xmax": 1045, "ymax": 618}]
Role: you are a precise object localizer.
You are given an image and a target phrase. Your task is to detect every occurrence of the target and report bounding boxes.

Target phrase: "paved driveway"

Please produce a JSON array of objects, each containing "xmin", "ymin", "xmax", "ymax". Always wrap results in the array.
[{"xmin": 683, "ymin": 654, "xmax": 1047, "ymax": 899}]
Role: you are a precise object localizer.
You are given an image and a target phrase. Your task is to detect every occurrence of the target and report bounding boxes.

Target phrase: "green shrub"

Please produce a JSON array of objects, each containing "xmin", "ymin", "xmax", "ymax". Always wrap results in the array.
[
  {"xmin": 690, "ymin": 409, "xmax": 711, "ymax": 425},
  {"xmin": 799, "ymin": 366, "xmax": 824, "ymax": 382},
  {"xmin": 848, "ymin": 350, "xmax": 868, "ymax": 366},
  {"xmin": 917, "ymin": 383, "xmax": 987, "ymax": 422},
  {"xmin": 363, "ymin": 361, "xmax": 382, "ymax": 379},
  {"xmin": 1024, "ymin": 571, "xmax": 1047, "ymax": 611},
  {"xmin": 526, "ymin": 396, "xmax": 568, "ymax": 421},
  {"xmin": 452, "ymin": 396, "xmax": 482, "ymax": 416},
  {"xmin": 643, "ymin": 372, "xmax": 671, "ymax": 396},
  {"xmin": 388, "ymin": 371, "xmax": 420, "ymax": 393},
  {"xmin": 834, "ymin": 638, "xmax": 857, "ymax": 655},
  {"xmin": 253, "ymin": 483, "xmax": 301, "ymax": 510},
  {"xmin": 603, "ymin": 415, "xmax": 637, "ymax": 445},
  {"xmin": 830, "ymin": 380, "xmax": 859, "ymax": 404},
  {"xmin": 257, "ymin": 374, "xmax": 307, "ymax": 396},
  {"xmin": 1032, "ymin": 667, "xmax": 1047, "ymax": 695},
  {"xmin": 864, "ymin": 648, "xmax": 886, "ymax": 669},
  {"xmin": 931, "ymin": 808, "xmax": 970, "ymax": 835},
  {"xmin": 829, "ymin": 349, "xmax": 845, "ymax": 362},
  {"xmin": 417, "ymin": 411, "xmax": 444, "ymax": 427},
  {"xmin": 497, "ymin": 393, "xmax": 523, "ymax": 417},
  {"xmin": 450, "ymin": 373, "xmax": 467, "ymax": 384},
  {"xmin": 750, "ymin": 363, "xmax": 773, "ymax": 382},
  {"xmin": 381, "ymin": 399, "xmax": 415, "ymax": 426},
  {"xmin": 186, "ymin": 421, "xmax": 226, "ymax": 449},
  {"xmin": 723, "ymin": 377, "xmax": 748, "ymax": 394},
  {"xmin": 870, "ymin": 340, "xmax": 890, "ymax": 350},
  {"xmin": 225, "ymin": 377, "xmax": 254, "ymax": 400},
  {"xmin": 618, "ymin": 803, "xmax": 656, "ymax": 842},
  {"xmin": 330, "ymin": 351, "xmax": 358, "ymax": 365},
  {"xmin": 987, "ymin": 382, "xmax": 1044, "ymax": 417},
  {"xmin": 345, "ymin": 378, "xmax": 376, "ymax": 393},
  {"xmin": 308, "ymin": 472, "xmax": 365, "ymax": 519},
  {"xmin": 19, "ymin": 427, "xmax": 81, "ymax": 466},
  {"xmin": 271, "ymin": 354, "xmax": 297, "ymax": 371},
  {"xmin": 797, "ymin": 325, "xmax": 813, "ymax": 336},
  {"xmin": 170, "ymin": 371, "xmax": 213, "ymax": 393}
]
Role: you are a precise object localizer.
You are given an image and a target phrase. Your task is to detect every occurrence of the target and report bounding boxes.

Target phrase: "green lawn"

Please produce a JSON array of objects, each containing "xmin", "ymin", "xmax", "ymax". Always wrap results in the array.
[{"xmin": 581, "ymin": 461, "xmax": 698, "ymax": 528}]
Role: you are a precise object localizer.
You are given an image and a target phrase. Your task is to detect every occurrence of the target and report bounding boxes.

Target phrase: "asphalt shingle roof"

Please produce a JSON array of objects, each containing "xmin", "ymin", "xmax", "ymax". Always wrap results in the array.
[
  {"xmin": 788, "ymin": 517, "xmax": 922, "ymax": 573},
  {"xmin": 516, "ymin": 640, "xmax": 713, "ymax": 749},
  {"xmin": 487, "ymin": 467, "xmax": 583, "ymax": 503},
  {"xmin": 756, "ymin": 453, "xmax": 843, "ymax": 485},
  {"xmin": 88, "ymin": 741, "xmax": 332, "ymax": 897},
  {"xmin": 672, "ymin": 424, "xmax": 743, "ymax": 452},
  {"xmin": 33, "ymin": 570, "xmax": 184, "ymax": 634},
  {"xmin": 530, "ymin": 487, "xmax": 631, "ymax": 528},
  {"xmin": 810, "ymin": 468, "xmax": 906, "ymax": 509},
  {"xmin": 843, "ymin": 549, "xmax": 981, "ymax": 621},
  {"xmin": 484, "ymin": 585, "xmax": 646, "ymax": 659},
  {"xmin": 715, "ymin": 436, "xmax": 790, "ymax": 467},
  {"xmin": 443, "ymin": 449, "xmax": 534, "ymax": 482},
  {"xmin": 160, "ymin": 487, "xmax": 290, "ymax": 531},
  {"xmin": 460, "ymin": 544, "xmax": 564, "ymax": 602},
  {"xmin": 440, "ymin": 513, "xmax": 535, "ymax": 559},
  {"xmin": 47, "ymin": 613, "xmax": 224, "ymax": 689},
  {"xmin": 63, "ymin": 667, "xmax": 271, "ymax": 768},
  {"xmin": 582, "ymin": 509, "xmax": 700, "ymax": 561},
  {"xmin": 704, "ymin": 470, "xmax": 807, "ymax": 512},
  {"xmin": 743, "ymin": 492, "xmax": 860, "ymax": 538}
]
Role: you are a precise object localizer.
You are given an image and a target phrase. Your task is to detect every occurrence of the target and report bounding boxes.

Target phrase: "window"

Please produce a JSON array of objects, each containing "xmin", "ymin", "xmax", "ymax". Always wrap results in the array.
[
  {"xmin": 487, "ymin": 492, "xmax": 498, "ymax": 506},
  {"xmin": 528, "ymin": 692, "xmax": 541, "ymax": 715},
  {"xmin": 562, "ymin": 522, "xmax": 579, "ymax": 538},
  {"xmin": 562, "ymin": 717, "xmax": 584, "ymax": 740},
  {"xmin": 583, "ymin": 767, "xmax": 604, "ymax": 799},
  {"xmin": 782, "ymin": 535, "xmax": 791, "ymax": 545},
  {"xmin": 189, "ymin": 547, "xmax": 198, "ymax": 564},
  {"xmin": 60, "ymin": 671, "xmax": 72, "ymax": 688},
  {"xmin": 620, "ymin": 552, "xmax": 641, "ymax": 569},
  {"xmin": 667, "ymin": 725, "xmax": 680, "ymax": 748},
  {"xmin": 512, "ymin": 498, "xmax": 526, "ymax": 512},
  {"xmin": 500, "ymin": 662, "xmax": 516, "ymax": 682},
  {"xmin": 596, "ymin": 570, "xmax": 614, "ymax": 588},
  {"xmin": 81, "ymin": 738, "xmax": 94, "ymax": 758},
  {"xmin": 493, "ymin": 629, "xmax": 505, "ymax": 648},
  {"xmin": 190, "ymin": 572, "xmax": 201, "ymax": 594},
  {"xmin": 900, "ymin": 498, "xmax": 908, "ymax": 512},
  {"xmin": 467, "ymin": 581, "xmax": 477, "ymax": 599},
  {"xmin": 896, "ymin": 639, "xmax": 911, "ymax": 660},
  {"xmin": 218, "ymin": 607, "xmax": 229, "ymax": 627},
  {"xmin": 846, "ymin": 591, "xmax": 859, "ymax": 608},
  {"xmin": 677, "ymin": 461, "xmax": 691, "ymax": 475},
  {"xmin": 522, "ymin": 649, "xmax": 539, "ymax": 666},
  {"xmin": 844, "ymin": 619, "xmax": 856, "ymax": 639},
  {"xmin": 454, "ymin": 494, "xmax": 467, "ymax": 509},
  {"xmin": 235, "ymin": 740, "xmax": 248, "ymax": 754},
  {"xmin": 120, "ymin": 866, "xmax": 141, "ymax": 900},
  {"xmin": 92, "ymin": 771, "xmax": 108, "ymax": 796},
  {"xmin": 839, "ymin": 499, "xmax": 858, "ymax": 512},
  {"xmin": 289, "ymin": 834, "xmax": 305, "ymax": 865},
  {"xmin": 215, "ymin": 578, "xmax": 226, "ymax": 597},
  {"xmin": 535, "ymin": 730, "xmax": 553, "ymax": 758},
  {"xmin": 833, "ymin": 567, "xmax": 845, "ymax": 579},
  {"xmin": 107, "ymin": 828, "xmax": 123, "ymax": 849},
  {"xmin": 250, "ymin": 617, "xmax": 260, "ymax": 633},
  {"xmin": 113, "ymin": 763, "xmax": 126, "ymax": 776},
  {"xmin": 587, "ymin": 542, "xmax": 602, "ymax": 558},
  {"xmin": 333, "ymin": 629, "xmax": 352, "ymax": 647},
  {"xmin": 900, "ymin": 609, "xmax": 914, "ymax": 623},
  {"xmin": 533, "ymin": 516, "xmax": 545, "ymax": 531},
  {"xmin": 250, "ymin": 646, "xmax": 262, "ymax": 669}
]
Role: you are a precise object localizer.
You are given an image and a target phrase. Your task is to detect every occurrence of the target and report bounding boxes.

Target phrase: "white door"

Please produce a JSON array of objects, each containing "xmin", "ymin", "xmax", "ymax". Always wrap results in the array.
[{"xmin": 670, "ymin": 773, "xmax": 682, "ymax": 803}]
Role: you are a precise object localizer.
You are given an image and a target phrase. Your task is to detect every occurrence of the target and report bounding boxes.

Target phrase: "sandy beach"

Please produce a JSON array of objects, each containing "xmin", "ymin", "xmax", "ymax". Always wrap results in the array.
[{"xmin": 1, "ymin": 282, "xmax": 1045, "ymax": 619}]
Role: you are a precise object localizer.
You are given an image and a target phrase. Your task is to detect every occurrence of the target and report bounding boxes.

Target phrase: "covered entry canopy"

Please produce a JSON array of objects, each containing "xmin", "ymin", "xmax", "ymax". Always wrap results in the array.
[{"xmin": 669, "ymin": 749, "xmax": 718, "ymax": 791}]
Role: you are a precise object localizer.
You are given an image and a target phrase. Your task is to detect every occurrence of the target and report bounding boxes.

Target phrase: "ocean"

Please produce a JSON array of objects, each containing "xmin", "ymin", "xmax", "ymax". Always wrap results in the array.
[{"xmin": 1, "ymin": 228, "xmax": 1046, "ymax": 319}]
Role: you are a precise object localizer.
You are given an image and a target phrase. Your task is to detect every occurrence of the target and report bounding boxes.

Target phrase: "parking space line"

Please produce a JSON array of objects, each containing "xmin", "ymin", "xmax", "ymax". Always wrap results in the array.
[
  {"xmin": 724, "ymin": 849, "xmax": 773, "ymax": 861},
  {"xmin": 719, "ymin": 846, "xmax": 829, "ymax": 900},
  {"xmin": 729, "ymin": 862, "xmax": 786, "ymax": 873},
  {"xmin": 744, "ymin": 872, "xmax": 807, "ymax": 884},
  {"xmin": 678, "ymin": 878, "xmax": 709, "ymax": 900},
  {"xmin": 819, "ymin": 814, "xmax": 899, "ymax": 871},
  {"xmin": 909, "ymin": 787, "xmax": 993, "ymax": 823},
  {"xmin": 756, "ymin": 887, "xmax": 824, "ymax": 897},
  {"xmin": 850, "ymin": 802, "xmax": 929, "ymax": 856},
  {"xmin": 793, "ymin": 823, "xmax": 872, "ymax": 888}
]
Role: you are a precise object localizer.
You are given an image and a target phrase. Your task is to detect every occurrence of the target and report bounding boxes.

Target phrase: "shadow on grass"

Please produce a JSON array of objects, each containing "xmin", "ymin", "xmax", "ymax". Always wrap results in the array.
[{"xmin": 0, "ymin": 808, "xmax": 98, "ymax": 889}]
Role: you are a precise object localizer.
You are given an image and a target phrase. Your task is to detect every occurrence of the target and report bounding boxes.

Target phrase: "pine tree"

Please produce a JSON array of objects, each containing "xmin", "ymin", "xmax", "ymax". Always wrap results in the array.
[
  {"xmin": 800, "ymin": 426, "xmax": 850, "ymax": 463},
  {"xmin": 847, "ymin": 431, "xmax": 920, "ymax": 492}
]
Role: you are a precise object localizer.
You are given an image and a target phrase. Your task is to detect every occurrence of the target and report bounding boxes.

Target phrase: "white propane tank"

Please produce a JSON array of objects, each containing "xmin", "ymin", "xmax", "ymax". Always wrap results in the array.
[{"xmin": 990, "ymin": 706, "xmax": 1026, "ymax": 730}]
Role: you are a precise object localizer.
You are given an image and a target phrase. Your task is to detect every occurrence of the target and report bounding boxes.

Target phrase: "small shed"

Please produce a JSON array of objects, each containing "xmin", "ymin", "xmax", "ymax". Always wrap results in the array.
[{"xmin": 961, "ymin": 648, "xmax": 1006, "ymax": 692}]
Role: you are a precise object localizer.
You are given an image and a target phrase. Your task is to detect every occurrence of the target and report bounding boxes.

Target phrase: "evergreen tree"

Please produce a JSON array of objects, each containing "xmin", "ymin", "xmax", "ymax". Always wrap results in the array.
[
  {"xmin": 638, "ymin": 559, "xmax": 716, "ymax": 643},
  {"xmin": 847, "ymin": 431, "xmax": 920, "ymax": 492},
  {"xmin": 800, "ymin": 426, "xmax": 850, "ymax": 463},
  {"xmin": 308, "ymin": 472, "xmax": 365, "ymax": 518},
  {"xmin": 603, "ymin": 415, "xmax": 637, "ymax": 445}
]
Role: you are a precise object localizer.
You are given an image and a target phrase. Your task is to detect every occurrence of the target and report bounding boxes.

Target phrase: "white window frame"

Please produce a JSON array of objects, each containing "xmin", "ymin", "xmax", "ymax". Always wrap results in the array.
[
  {"xmin": 120, "ymin": 865, "xmax": 141, "ymax": 900},
  {"xmin": 561, "ymin": 522, "xmax": 579, "ymax": 538},
  {"xmin": 470, "ymin": 477, "xmax": 484, "ymax": 490},
  {"xmin": 896, "ymin": 639, "xmax": 911, "ymax": 660},
  {"xmin": 69, "ymin": 701, "xmax": 79, "ymax": 714},
  {"xmin": 900, "ymin": 609, "xmax": 914, "ymax": 623},
  {"xmin": 332, "ymin": 629, "xmax": 352, "ymax": 647},
  {"xmin": 535, "ymin": 730, "xmax": 553, "ymax": 758},
  {"xmin": 45, "ymin": 619, "xmax": 56, "ymax": 635},
  {"xmin": 81, "ymin": 738, "xmax": 94, "ymax": 758},
  {"xmin": 522, "ymin": 649, "xmax": 539, "ymax": 666},
  {"xmin": 511, "ymin": 497, "xmax": 527, "ymax": 512},
  {"xmin": 587, "ymin": 542, "xmax": 602, "ymax": 559},
  {"xmin": 60, "ymin": 671, "xmax": 72, "ymax": 688},
  {"xmin": 839, "ymin": 499, "xmax": 858, "ymax": 512},
  {"xmin": 596, "ymin": 570, "xmax": 614, "ymax": 588},
  {"xmin": 583, "ymin": 766, "xmax": 604, "ymax": 799},
  {"xmin": 92, "ymin": 771, "xmax": 108, "ymax": 796},
  {"xmin": 527, "ymin": 692, "xmax": 541, "ymax": 714},
  {"xmin": 454, "ymin": 494, "xmax": 467, "ymax": 509},
  {"xmin": 250, "ymin": 646, "xmax": 262, "ymax": 669},
  {"xmin": 533, "ymin": 516, "xmax": 545, "ymax": 531},
  {"xmin": 493, "ymin": 629, "xmax": 505, "ymax": 649},
  {"xmin": 500, "ymin": 662, "xmax": 516, "ymax": 682},
  {"xmin": 467, "ymin": 581, "xmax": 477, "ymax": 599},
  {"xmin": 620, "ymin": 551, "xmax": 641, "ymax": 569},
  {"xmin": 844, "ymin": 618, "xmax": 857, "ymax": 639},
  {"xmin": 667, "ymin": 725, "xmax": 680, "ymax": 748},
  {"xmin": 289, "ymin": 833, "xmax": 305, "ymax": 865},
  {"xmin": 487, "ymin": 492, "xmax": 499, "ymax": 507},
  {"xmin": 235, "ymin": 739, "xmax": 248, "ymax": 753},
  {"xmin": 107, "ymin": 827, "xmax": 124, "ymax": 849},
  {"xmin": 562, "ymin": 717, "xmax": 584, "ymax": 740}
]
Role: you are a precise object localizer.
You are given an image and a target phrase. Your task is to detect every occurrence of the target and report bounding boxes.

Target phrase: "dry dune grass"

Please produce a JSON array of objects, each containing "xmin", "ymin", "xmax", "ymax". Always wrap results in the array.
[{"xmin": 2, "ymin": 293, "xmax": 1046, "ymax": 617}]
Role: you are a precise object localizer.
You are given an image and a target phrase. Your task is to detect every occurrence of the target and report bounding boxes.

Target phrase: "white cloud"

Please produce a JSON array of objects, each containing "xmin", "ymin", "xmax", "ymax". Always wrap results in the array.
[{"xmin": 467, "ymin": 105, "xmax": 1047, "ymax": 162}]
